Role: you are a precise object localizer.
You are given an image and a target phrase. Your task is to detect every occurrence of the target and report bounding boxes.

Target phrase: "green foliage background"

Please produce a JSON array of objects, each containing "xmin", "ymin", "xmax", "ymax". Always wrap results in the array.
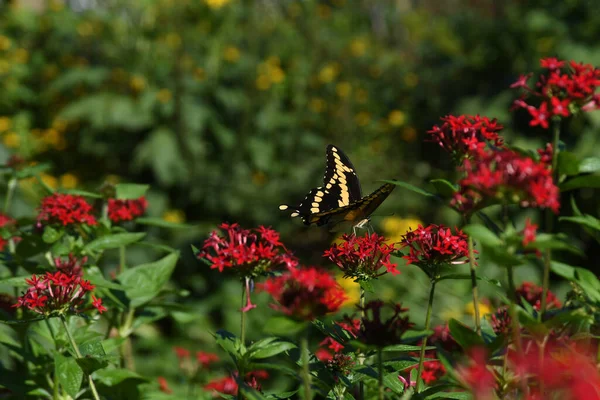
[{"xmin": 1, "ymin": 0, "xmax": 600, "ymax": 396}]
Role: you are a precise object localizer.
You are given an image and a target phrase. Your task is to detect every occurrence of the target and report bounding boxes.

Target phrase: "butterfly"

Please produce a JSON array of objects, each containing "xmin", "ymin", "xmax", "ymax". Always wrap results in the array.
[{"xmin": 279, "ymin": 144, "xmax": 395, "ymax": 231}]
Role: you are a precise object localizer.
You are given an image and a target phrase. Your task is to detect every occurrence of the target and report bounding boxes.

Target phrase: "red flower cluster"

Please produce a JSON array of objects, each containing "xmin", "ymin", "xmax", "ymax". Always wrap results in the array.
[
  {"xmin": 522, "ymin": 218, "xmax": 538, "ymax": 246},
  {"xmin": 323, "ymin": 233, "xmax": 399, "ymax": 281},
  {"xmin": 197, "ymin": 351, "xmax": 219, "ymax": 369},
  {"xmin": 354, "ymin": 300, "xmax": 413, "ymax": 347},
  {"xmin": 511, "ymin": 58, "xmax": 600, "ymax": 129},
  {"xmin": 157, "ymin": 377, "xmax": 172, "ymax": 394},
  {"xmin": 0, "ymin": 213, "xmax": 18, "ymax": 251},
  {"xmin": 516, "ymin": 281, "xmax": 561, "ymax": 311},
  {"xmin": 204, "ymin": 370, "xmax": 269, "ymax": 396},
  {"xmin": 54, "ymin": 254, "xmax": 87, "ymax": 277},
  {"xmin": 489, "ymin": 306, "xmax": 511, "ymax": 336},
  {"xmin": 107, "ymin": 197, "xmax": 147, "ymax": 223},
  {"xmin": 451, "ymin": 149, "xmax": 560, "ymax": 215},
  {"xmin": 427, "ymin": 115, "xmax": 504, "ymax": 160},
  {"xmin": 261, "ymin": 267, "xmax": 346, "ymax": 320},
  {"xmin": 408, "ymin": 324, "xmax": 458, "ymax": 385},
  {"xmin": 14, "ymin": 271, "xmax": 106, "ymax": 316},
  {"xmin": 509, "ymin": 342, "xmax": 600, "ymax": 399},
  {"xmin": 400, "ymin": 224, "xmax": 469, "ymax": 274},
  {"xmin": 37, "ymin": 193, "xmax": 97, "ymax": 227},
  {"xmin": 199, "ymin": 223, "xmax": 297, "ymax": 275},
  {"xmin": 456, "ymin": 348, "xmax": 496, "ymax": 399},
  {"xmin": 420, "ymin": 356, "xmax": 447, "ymax": 385},
  {"xmin": 173, "ymin": 347, "xmax": 220, "ymax": 375}
]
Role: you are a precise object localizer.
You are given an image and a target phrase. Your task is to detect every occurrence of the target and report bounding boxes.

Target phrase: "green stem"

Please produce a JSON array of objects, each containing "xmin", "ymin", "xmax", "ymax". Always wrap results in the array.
[
  {"xmin": 60, "ymin": 316, "xmax": 101, "ymax": 400},
  {"xmin": 467, "ymin": 236, "xmax": 481, "ymax": 334},
  {"xmin": 3, "ymin": 177, "xmax": 16, "ymax": 214},
  {"xmin": 377, "ymin": 347, "xmax": 384, "ymax": 400},
  {"xmin": 416, "ymin": 280, "xmax": 436, "ymax": 393},
  {"xmin": 358, "ymin": 287, "xmax": 365, "ymax": 400},
  {"xmin": 301, "ymin": 333, "xmax": 312, "ymax": 400},
  {"xmin": 506, "ymin": 265, "xmax": 524, "ymax": 355},
  {"xmin": 120, "ymin": 308, "xmax": 136, "ymax": 371},
  {"xmin": 241, "ymin": 280, "xmax": 246, "ymax": 345}
]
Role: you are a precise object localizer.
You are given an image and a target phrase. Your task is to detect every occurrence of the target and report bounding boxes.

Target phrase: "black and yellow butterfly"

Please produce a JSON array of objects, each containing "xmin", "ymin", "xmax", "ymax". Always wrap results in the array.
[{"xmin": 279, "ymin": 145, "xmax": 395, "ymax": 230}]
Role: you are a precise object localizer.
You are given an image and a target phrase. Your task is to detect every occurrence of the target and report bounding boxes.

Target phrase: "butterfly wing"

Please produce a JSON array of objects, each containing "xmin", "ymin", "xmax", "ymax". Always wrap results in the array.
[{"xmin": 279, "ymin": 145, "xmax": 363, "ymax": 225}]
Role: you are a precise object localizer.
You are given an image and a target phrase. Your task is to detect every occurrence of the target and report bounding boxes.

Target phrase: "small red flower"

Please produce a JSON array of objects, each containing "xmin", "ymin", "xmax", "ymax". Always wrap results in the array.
[
  {"xmin": 522, "ymin": 218, "xmax": 538, "ymax": 246},
  {"xmin": 319, "ymin": 336, "xmax": 344, "ymax": 353},
  {"xmin": 107, "ymin": 197, "xmax": 148, "ymax": 223},
  {"xmin": 400, "ymin": 224, "xmax": 470, "ymax": 274},
  {"xmin": 550, "ymin": 96, "xmax": 570, "ymax": 117},
  {"xmin": 426, "ymin": 115, "xmax": 504, "ymax": 161},
  {"xmin": 324, "ymin": 232, "xmax": 399, "ymax": 280},
  {"xmin": 37, "ymin": 194, "xmax": 97, "ymax": 227},
  {"xmin": 528, "ymin": 103, "xmax": 550, "ymax": 129},
  {"xmin": 324, "ymin": 353, "xmax": 355, "ymax": 376},
  {"xmin": 421, "ymin": 358, "xmax": 446, "ymax": 384},
  {"xmin": 429, "ymin": 324, "xmax": 460, "ymax": 353},
  {"xmin": 489, "ymin": 306, "xmax": 511, "ymax": 335},
  {"xmin": 516, "ymin": 281, "xmax": 561, "ymax": 311},
  {"xmin": 14, "ymin": 271, "xmax": 103, "ymax": 316},
  {"xmin": 451, "ymin": 148, "xmax": 560, "ymax": 215},
  {"xmin": 204, "ymin": 375, "xmax": 238, "ymax": 396},
  {"xmin": 157, "ymin": 377, "xmax": 172, "ymax": 394},
  {"xmin": 0, "ymin": 212, "xmax": 19, "ymax": 251},
  {"xmin": 173, "ymin": 346, "xmax": 190, "ymax": 360},
  {"xmin": 196, "ymin": 351, "xmax": 219, "ymax": 369},
  {"xmin": 261, "ymin": 266, "xmax": 347, "ymax": 321},
  {"xmin": 540, "ymin": 57, "xmax": 565, "ymax": 70},
  {"xmin": 54, "ymin": 254, "xmax": 87, "ymax": 277},
  {"xmin": 456, "ymin": 348, "xmax": 496, "ymax": 399}
]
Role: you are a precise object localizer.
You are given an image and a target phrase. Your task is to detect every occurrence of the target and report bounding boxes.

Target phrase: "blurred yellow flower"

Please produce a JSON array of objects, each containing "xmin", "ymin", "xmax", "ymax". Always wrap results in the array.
[
  {"xmin": 163, "ymin": 209, "xmax": 186, "ymax": 224},
  {"xmin": 105, "ymin": 174, "xmax": 120, "ymax": 185},
  {"xmin": 465, "ymin": 301, "xmax": 492, "ymax": 317},
  {"xmin": 404, "ymin": 72, "xmax": 419, "ymax": 88},
  {"xmin": 0, "ymin": 60, "xmax": 10, "ymax": 75},
  {"xmin": 205, "ymin": 0, "xmax": 230, "ymax": 9},
  {"xmin": 355, "ymin": 88, "xmax": 368, "ymax": 103},
  {"xmin": 59, "ymin": 173, "xmax": 78, "ymax": 189},
  {"xmin": 336, "ymin": 275, "xmax": 360, "ymax": 308},
  {"xmin": 256, "ymin": 58, "xmax": 285, "ymax": 89},
  {"xmin": 388, "ymin": 110, "xmax": 406, "ymax": 127},
  {"xmin": 354, "ymin": 111, "xmax": 371, "ymax": 127},
  {"xmin": 256, "ymin": 75, "xmax": 271, "ymax": 91},
  {"xmin": 0, "ymin": 35, "xmax": 11, "ymax": 51},
  {"xmin": 336, "ymin": 82, "xmax": 352, "ymax": 98},
  {"xmin": 316, "ymin": 4, "xmax": 331, "ymax": 18},
  {"xmin": 2, "ymin": 132, "xmax": 19, "ymax": 148},
  {"xmin": 350, "ymin": 38, "xmax": 367, "ymax": 57},
  {"xmin": 269, "ymin": 66, "xmax": 285, "ymax": 84},
  {"xmin": 14, "ymin": 49, "xmax": 29, "ymax": 64},
  {"xmin": 130, "ymin": 75, "xmax": 146, "ymax": 92},
  {"xmin": 401, "ymin": 127, "xmax": 417, "ymax": 142},
  {"xmin": 165, "ymin": 33, "xmax": 182, "ymax": 49},
  {"xmin": 381, "ymin": 216, "xmax": 423, "ymax": 243},
  {"xmin": 0, "ymin": 117, "xmax": 11, "ymax": 132},
  {"xmin": 42, "ymin": 129, "xmax": 61, "ymax": 146},
  {"xmin": 48, "ymin": 0, "xmax": 64, "ymax": 11},
  {"xmin": 77, "ymin": 22, "xmax": 94, "ymax": 37},
  {"xmin": 223, "ymin": 46, "xmax": 240, "ymax": 62},
  {"xmin": 318, "ymin": 63, "xmax": 340, "ymax": 84},
  {"xmin": 51, "ymin": 118, "xmax": 68, "ymax": 132},
  {"xmin": 309, "ymin": 98, "xmax": 327, "ymax": 113},
  {"xmin": 193, "ymin": 67, "xmax": 206, "ymax": 81},
  {"xmin": 157, "ymin": 89, "xmax": 172, "ymax": 103},
  {"xmin": 40, "ymin": 173, "xmax": 58, "ymax": 190}
]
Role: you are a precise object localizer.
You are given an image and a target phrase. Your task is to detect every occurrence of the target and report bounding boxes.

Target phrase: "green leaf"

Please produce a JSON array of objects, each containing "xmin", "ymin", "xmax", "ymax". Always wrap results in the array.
[
  {"xmin": 58, "ymin": 189, "xmax": 103, "ymax": 199},
  {"xmin": 574, "ymin": 269, "xmax": 600, "ymax": 303},
  {"xmin": 115, "ymin": 183, "xmax": 149, "ymax": 200},
  {"xmin": 55, "ymin": 353, "xmax": 83, "ymax": 399},
  {"xmin": 382, "ymin": 344, "xmax": 426, "ymax": 352},
  {"xmin": 560, "ymin": 215, "xmax": 600, "ymax": 232},
  {"xmin": 42, "ymin": 226, "xmax": 63, "ymax": 244},
  {"xmin": 0, "ymin": 275, "xmax": 32, "ymax": 288},
  {"xmin": 15, "ymin": 162, "xmax": 52, "ymax": 179},
  {"xmin": 550, "ymin": 261, "xmax": 577, "ymax": 280},
  {"xmin": 579, "ymin": 157, "xmax": 600, "ymax": 174},
  {"xmin": 448, "ymin": 319, "xmax": 484, "ymax": 349},
  {"xmin": 462, "ymin": 225, "xmax": 502, "ymax": 247},
  {"xmin": 379, "ymin": 179, "xmax": 435, "ymax": 197},
  {"xmin": 557, "ymin": 151, "xmax": 580, "ymax": 176},
  {"xmin": 384, "ymin": 371, "xmax": 406, "ymax": 393},
  {"xmin": 560, "ymin": 174, "xmax": 600, "ymax": 191},
  {"xmin": 214, "ymin": 329, "xmax": 244, "ymax": 359},
  {"xmin": 135, "ymin": 217, "xmax": 193, "ymax": 229},
  {"xmin": 93, "ymin": 368, "xmax": 147, "ymax": 386},
  {"xmin": 248, "ymin": 340, "xmax": 296, "ymax": 359},
  {"xmin": 531, "ymin": 233, "xmax": 583, "ymax": 255},
  {"xmin": 85, "ymin": 266, "xmax": 124, "ymax": 290},
  {"xmin": 429, "ymin": 179, "xmax": 458, "ymax": 197},
  {"xmin": 118, "ymin": 253, "xmax": 179, "ymax": 308},
  {"xmin": 263, "ymin": 316, "xmax": 307, "ymax": 336},
  {"xmin": 15, "ymin": 232, "xmax": 51, "ymax": 258},
  {"xmin": 84, "ymin": 232, "xmax": 147, "ymax": 252}
]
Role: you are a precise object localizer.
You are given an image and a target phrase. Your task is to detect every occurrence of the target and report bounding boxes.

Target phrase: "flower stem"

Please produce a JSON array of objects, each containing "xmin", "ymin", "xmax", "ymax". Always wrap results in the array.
[
  {"xmin": 358, "ymin": 286, "xmax": 365, "ymax": 400},
  {"xmin": 300, "ymin": 333, "xmax": 312, "ymax": 400},
  {"xmin": 118, "ymin": 245, "xmax": 126, "ymax": 275},
  {"xmin": 416, "ymin": 279, "xmax": 436, "ymax": 393},
  {"xmin": 3, "ymin": 177, "xmax": 16, "ymax": 214},
  {"xmin": 241, "ymin": 281, "xmax": 246, "ymax": 345},
  {"xmin": 506, "ymin": 265, "xmax": 523, "ymax": 355},
  {"xmin": 468, "ymin": 236, "xmax": 481, "ymax": 335},
  {"xmin": 377, "ymin": 347, "xmax": 384, "ymax": 400},
  {"xmin": 60, "ymin": 315, "xmax": 101, "ymax": 400}
]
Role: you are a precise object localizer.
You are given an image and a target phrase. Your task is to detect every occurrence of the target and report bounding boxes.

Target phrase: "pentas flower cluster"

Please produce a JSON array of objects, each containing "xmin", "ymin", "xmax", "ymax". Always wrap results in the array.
[
  {"xmin": 199, "ymin": 223, "xmax": 297, "ymax": 275},
  {"xmin": 323, "ymin": 232, "xmax": 399, "ymax": 281},
  {"xmin": 54, "ymin": 254, "xmax": 87, "ymax": 277},
  {"xmin": 451, "ymin": 148, "xmax": 560, "ymax": 215},
  {"xmin": 456, "ymin": 348, "xmax": 496, "ymax": 399},
  {"xmin": 427, "ymin": 115, "xmax": 504, "ymax": 160},
  {"xmin": 37, "ymin": 193, "xmax": 97, "ymax": 227},
  {"xmin": 0, "ymin": 213, "xmax": 18, "ymax": 251},
  {"xmin": 511, "ymin": 58, "xmax": 600, "ymax": 129},
  {"xmin": 262, "ymin": 267, "xmax": 347, "ymax": 321},
  {"xmin": 204, "ymin": 370, "xmax": 269, "ymax": 396},
  {"xmin": 400, "ymin": 224, "xmax": 470, "ymax": 275},
  {"xmin": 14, "ymin": 271, "xmax": 106, "ymax": 316},
  {"xmin": 353, "ymin": 300, "xmax": 413, "ymax": 347},
  {"xmin": 508, "ymin": 342, "xmax": 600, "ymax": 399},
  {"xmin": 107, "ymin": 196, "xmax": 148, "ymax": 223}
]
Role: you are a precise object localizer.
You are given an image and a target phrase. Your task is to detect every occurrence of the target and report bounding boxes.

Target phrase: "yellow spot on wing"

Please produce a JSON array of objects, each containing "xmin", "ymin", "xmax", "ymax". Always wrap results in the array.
[{"xmin": 279, "ymin": 205, "xmax": 289, "ymax": 210}]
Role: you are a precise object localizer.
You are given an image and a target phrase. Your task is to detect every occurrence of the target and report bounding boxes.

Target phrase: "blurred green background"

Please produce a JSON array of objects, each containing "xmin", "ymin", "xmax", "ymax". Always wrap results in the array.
[{"xmin": 1, "ymin": 0, "xmax": 600, "ymax": 394}]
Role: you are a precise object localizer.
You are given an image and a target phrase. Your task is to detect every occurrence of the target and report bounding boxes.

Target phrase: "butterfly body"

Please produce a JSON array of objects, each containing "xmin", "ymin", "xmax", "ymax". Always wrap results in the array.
[{"xmin": 279, "ymin": 145, "xmax": 395, "ymax": 229}]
